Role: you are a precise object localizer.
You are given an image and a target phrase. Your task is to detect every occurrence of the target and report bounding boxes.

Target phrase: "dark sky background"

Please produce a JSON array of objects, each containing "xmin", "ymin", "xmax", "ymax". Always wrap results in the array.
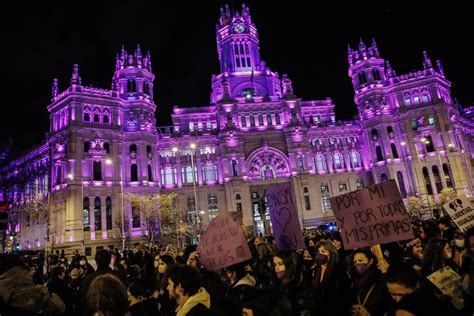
[{"xmin": 1, "ymin": 1, "xmax": 472, "ymax": 155}]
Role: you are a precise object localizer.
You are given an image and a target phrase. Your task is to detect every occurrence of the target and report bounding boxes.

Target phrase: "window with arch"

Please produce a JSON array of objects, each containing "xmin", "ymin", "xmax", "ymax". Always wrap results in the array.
[
  {"xmin": 93, "ymin": 161, "xmax": 102, "ymax": 181},
  {"xmin": 106, "ymin": 196, "xmax": 112, "ymax": 230},
  {"xmin": 421, "ymin": 90, "xmax": 431, "ymax": 103},
  {"xmin": 129, "ymin": 144, "xmax": 137, "ymax": 153},
  {"xmin": 249, "ymin": 114, "xmax": 255, "ymax": 126},
  {"xmin": 412, "ymin": 90, "xmax": 421, "ymax": 105},
  {"xmin": 131, "ymin": 164, "xmax": 138, "ymax": 182},
  {"xmin": 333, "ymin": 153, "xmax": 344, "ymax": 170},
  {"xmin": 297, "ymin": 155, "xmax": 304, "ymax": 171},
  {"xmin": 83, "ymin": 197, "xmax": 90, "ymax": 231},
  {"xmin": 432, "ymin": 165, "xmax": 443, "ymax": 193},
  {"xmin": 147, "ymin": 164, "xmax": 153, "ymax": 182},
  {"xmin": 267, "ymin": 113, "xmax": 273, "ymax": 126},
  {"xmin": 425, "ymin": 135, "xmax": 435, "ymax": 152},
  {"xmin": 181, "ymin": 165, "xmax": 197, "ymax": 184},
  {"xmin": 350, "ymin": 151, "xmax": 361, "ymax": 168},
  {"xmin": 93, "ymin": 113, "xmax": 100, "ymax": 123},
  {"xmin": 313, "ymin": 154, "xmax": 326, "ymax": 173},
  {"xmin": 132, "ymin": 201, "xmax": 140, "ymax": 228},
  {"xmin": 232, "ymin": 160, "xmax": 238, "ymax": 176},
  {"xmin": 371, "ymin": 129, "xmax": 379, "ymax": 141},
  {"xmin": 404, "ymin": 94, "xmax": 412, "ymax": 106},
  {"xmin": 390, "ymin": 143, "xmax": 399, "ymax": 159},
  {"xmin": 127, "ymin": 79, "xmax": 136, "ymax": 93},
  {"xmin": 387, "ymin": 126, "xmax": 394, "ymax": 139},
  {"xmin": 442, "ymin": 163, "xmax": 454, "ymax": 188},
  {"xmin": 422, "ymin": 167, "xmax": 434, "ymax": 195},
  {"xmin": 241, "ymin": 115, "xmax": 247, "ymax": 127},
  {"xmin": 381, "ymin": 173, "xmax": 389, "ymax": 182},
  {"xmin": 103, "ymin": 114, "xmax": 109, "ymax": 124},
  {"xmin": 372, "ymin": 69, "xmax": 381, "ymax": 81},
  {"xmin": 143, "ymin": 82, "xmax": 150, "ymax": 95},
  {"xmin": 202, "ymin": 163, "xmax": 218, "ymax": 182},
  {"xmin": 83, "ymin": 112, "xmax": 90, "ymax": 122},
  {"xmin": 320, "ymin": 184, "xmax": 331, "ymax": 212},
  {"xmin": 275, "ymin": 113, "xmax": 281, "ymax": 125},
  {"xmin": 358, "ymin": 72, "xmax": 367, "ymax": 85},
  {"xmin": 375, "ymin": 146, "xmax": 384, "ymax": 162},
  {"xmin": 396, "ymin": 171, "xmax": 407, "ymax": 198},
  {"xmin": 94, "ymin": 197, "xmax": 102, "ymax": 231}
]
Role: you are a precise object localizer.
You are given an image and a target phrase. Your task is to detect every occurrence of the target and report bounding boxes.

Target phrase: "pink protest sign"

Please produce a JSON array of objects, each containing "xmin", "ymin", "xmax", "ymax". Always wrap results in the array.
[
  {"xmin": 265, "ymin": 184, "xmax": 305, "ymax": 250},
  {"xmin": 330, "ymin": 180, "xmax": 413, "ymax": 250},
  {"xmin": 197, "ymin": 211, "xmax": 252, "ymax": 271}
]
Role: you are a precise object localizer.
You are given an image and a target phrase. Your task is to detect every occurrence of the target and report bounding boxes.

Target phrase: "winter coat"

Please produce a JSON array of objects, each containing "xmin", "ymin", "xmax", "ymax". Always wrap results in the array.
[{"xmin": 176, "ymin": 287, "xmax": 211, "ymax": 316}]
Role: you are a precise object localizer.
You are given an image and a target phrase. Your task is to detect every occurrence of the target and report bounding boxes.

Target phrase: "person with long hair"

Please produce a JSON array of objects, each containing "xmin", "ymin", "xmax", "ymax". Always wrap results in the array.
[
  {"xmin": 273, "ymin": 250, "xmax": 313, "ymax": 315},
  {"xmin": 421, "ymin": 238, "xmax": 458, "ymax": 278},
  {"xmin": 311, "ymin": 240, "xmax": 350, "ymax": 315},
  {"xmin": 403, "ymin": 238, "xmax": 424, "ymax": 272},
  {"xmin": 154, "ymin": 254, "xmax": 176, "ymax": 316},
  {"xmin": 347, "ymin": 248, "xmax": 393, "ymax": 315}
]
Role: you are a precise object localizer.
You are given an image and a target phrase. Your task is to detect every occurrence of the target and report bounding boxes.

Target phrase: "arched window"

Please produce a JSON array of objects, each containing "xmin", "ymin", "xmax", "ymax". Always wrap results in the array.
[
  {"xmin": 372, "ymin": 69, "xmax": 381, "ymax": 81},
  {"xmin": 275, "ymin": 113, "xmax": 281, "ymax": 125},
  {"xmin": 103, "ymin": 115, "xmax": 109, "ymax": 124},
  {"xmin": 425, "ymin": 135, "xmax": 435, "ymax": 152},
  {"xmin": 432, "ymin": 165, "xmax": 443, "ymax": 192},
  {"xmin": 94, "ymin": 197, "xmax": 102, "ymax": 231},
  {"xmin": 83, "ymin": 112, "xmax": 90, "ymax": 122},
  {"xmin": 313, "ymin": 154, "xmax": 326, "ymax": 173},
  {"xmin": 381, "ymin": 173, "xmax": 389, "ymax": 182},
  {"xmin": 127, "ymin": 79, "xmax": 136, "ymax": 92},
  {"xmin": 147, "ymin": 164, "xmax": 153, "ymax": 182},
  {"xmin": 83, "ymin": 197, "xmax": 90, "ymax": 231},
  {"xmin": 350, "ymin": 151, "xmax": 360, "ymax": 168},
  {"xmin": 93, "ymin": 161, "xmax": 102, "ymax": 181},
  {"xmin": 358, "ymin": 72, "xmax": 367, "ymax": 85},
  {"xmin": 375, "ymin": 146, "xmax": 384, "ymax": 162},
  {"xmin": 422, "ymin": 167, "xmax": 433, "ymax": 195},
  {"xmin": 297, "ymin": 155, "xmax": 304, "ymax": 171},
  {"xmin": 241, "ymin": 115, "xmax": 247, "ymax": 127},
  {"xmin": 397, "ymin": 171, "xmax": 407, "ymax": 198},
  {"xmin": 404, "ymin": 94, "xmax": 412, "ymax": 106},
  {"xmin": 442, "ymin": 163, "xmax": 454, "ymax": 188},
  {"xmin": 371, "ymin": 129, "xmax": 379, "ymax": 141},
  {"xmin": 132, "ymin": 201, "xmax": 140, "ymax": 228},
  {"xmin": 232, "ymin": 160, "xmax": 238, "ymax": 176},
  {"xmin": 131, "ymin": 164, "xmax": 138, "ymax": 182},
  {"xmin": 143, "ymin": 82, "xmax": 150, "ymax": 95},
  {"xmin": 93, "ymin": 114, "xmax": 100, "ymax": 123},
  {"xmin": 412, "ymin": 91, "xmax": 421, "ymax": 105},
  {"xmin": 386, "ymin": 126, "xmax": 394, "ymax": 139},
  {"xmin": 333, "ymin": 153, "xmax": 343, "ymax": 170},
  {"xmin": 390, "ymin": 143, "xmax": 399, "ymax": 159},
  {"xmin": 84, "ymin": 141, "xmax": 90, "ymax": 153},
  {"xmin": 106, "ymin": 196, "xmax": 112, "ymax": 230},
  {"xmin": 267, "ymin": 113, "xmax": 273, "ymax": 126},
  {"xmin": 129, "ymin": 144, "xmax": 137, "ymax": 153},
  {"xmin": 165, "ymin": 167, "xmax": 173, "ymax": 185},
  {"xmin": 421, "ymin": 90, "xmax": 431, "ymax": 103}
]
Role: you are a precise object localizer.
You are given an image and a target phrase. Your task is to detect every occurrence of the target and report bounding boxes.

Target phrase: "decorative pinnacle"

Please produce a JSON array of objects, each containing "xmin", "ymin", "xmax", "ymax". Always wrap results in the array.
[
  {"xmin": 135, "ymin": 44, "xmax": 142, "ymax": 67},
  {"xmin": 436, "ymin": 60, "xmax": 444, "ymax": 76},
  {"xmin": 422, "ymin": 51, "xmax": 432, "ymax": 69},
  {"xmin": 358, "ymin": 38, "xmax": 366, "ymax": 51},
  {"xmin": 71, "ymin": 64, "xmax": 81, "ymax": 85},
  {"xmin": 52, "ymin": 79, "xmax": 58, "ymax": 100},
  {"xmin": 385, "ymin": 60, "xmax": 396, "ymax": 78},
  {"xmin": 371, "ymin": 38, "xmax": 379, "ymax": 56}
]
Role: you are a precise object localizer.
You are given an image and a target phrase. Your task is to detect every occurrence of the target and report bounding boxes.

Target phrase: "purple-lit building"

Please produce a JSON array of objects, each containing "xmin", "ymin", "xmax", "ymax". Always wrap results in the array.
[{"xmin": 1, "ymin": 4, "xmax": 473, "ymax": 254}]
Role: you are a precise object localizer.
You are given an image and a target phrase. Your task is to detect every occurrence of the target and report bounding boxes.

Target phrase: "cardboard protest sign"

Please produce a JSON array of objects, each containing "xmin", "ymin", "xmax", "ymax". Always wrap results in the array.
[
  {"xmin": 330, "ymin": 180, "xmax": 414, "ymax": 250},
  {"xmin": 427, "ymin": 266, "xmax": 464, "ymax": 310},
  {"xmin": 443, "ymin": 196, "xmax": 474, "ymax": 232},
  {"xmin": 265, "ymin": 184, "xmax": 305, "ymax": 250},
  {"xmin": 229, "ymin": 211, "xmax": 243, "ymax": 225},
  {"xmin": 197, "ymin": 211, "xmax": 252, "ymax": 271}
]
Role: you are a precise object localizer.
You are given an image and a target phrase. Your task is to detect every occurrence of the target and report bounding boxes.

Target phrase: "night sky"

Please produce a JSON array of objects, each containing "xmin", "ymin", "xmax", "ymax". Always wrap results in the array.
[{"xmin": 1, "ymin": 1, "xmax": 472, "ymax": 155}]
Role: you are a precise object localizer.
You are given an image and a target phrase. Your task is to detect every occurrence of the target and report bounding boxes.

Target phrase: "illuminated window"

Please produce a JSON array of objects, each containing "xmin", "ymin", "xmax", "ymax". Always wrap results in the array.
[
  {"xmin": 405, "ymin": 98, "xmax": 412, "ymax": 106},
  {"xmin": 313, "ymin": 154, "xmax": 326, "ymax": 173},
  {"xmin": 94, "ymin": 197, "xmax": 102, "ymax": 231},
  {"xmin": 350, "ymin": 152, "xmax": 360, "ymax": 168},
  {"xmin": 333, "ymin": 153, "xmax": 343, "ymax": 169},
  {"xmin": 83, "ymin": 197, "xmax": 90, "ymax": 231},
  {"xmin": 267, "ymin": 114, "xmax": 273, "ymax": 126},
  {"xmin": 428, "ymin": 117, "xmax": 436, "ymax": 126},
  {"xmin": 189, "ymin": 122, "xmax": 194, "ymax": 132},
  {"xmin": 297, "ymin": 155, "xmax": 304, "ymax": 171},
  {"xmin": 258, "ymin": 114, "xmax": 264, "ymax": 126}
]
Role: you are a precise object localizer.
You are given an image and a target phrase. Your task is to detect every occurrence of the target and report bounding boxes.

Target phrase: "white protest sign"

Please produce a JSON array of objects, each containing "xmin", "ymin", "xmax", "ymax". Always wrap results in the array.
[
  {"xmin": 427, "ymin": 266, "xmax": 464, "ymax": 310},
  {"xmin": 443, "ymin": 196, "xmax": 474, "ymax": 232},
  {"xmin": 197, "ymin": 211, "xmax": 252, "ymax": 271}
]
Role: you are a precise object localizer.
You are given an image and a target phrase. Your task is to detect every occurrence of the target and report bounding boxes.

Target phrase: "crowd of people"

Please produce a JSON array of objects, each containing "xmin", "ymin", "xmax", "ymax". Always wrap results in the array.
[{"xmin": 1, "ymin": 216, "xmax": 473, "ymax": 315}]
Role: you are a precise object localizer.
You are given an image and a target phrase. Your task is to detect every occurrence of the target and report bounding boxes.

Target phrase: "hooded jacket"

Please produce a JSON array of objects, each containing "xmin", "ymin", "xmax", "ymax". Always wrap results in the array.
[
  {"xmin": 0, "ymin": 266, "xmax": 65, "ymax": 315},
  {"xmin": 175, "ymin": 287, "xmax": 211, "ymax": 316}
]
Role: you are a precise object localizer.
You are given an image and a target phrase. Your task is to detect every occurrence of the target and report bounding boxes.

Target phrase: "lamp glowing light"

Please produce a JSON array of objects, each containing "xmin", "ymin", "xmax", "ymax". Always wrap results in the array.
[
  {"xmin": 172, "ymin": 147, "xmax": 178, "ymax": 153},
  {"xmin": 67, "ymin": 174, "xmax": 73, "ymax": 180},
  {"xmin": 448, "ymin": 143, "xmax": 454, "ymax": 148},
  {"xmin": 105, "ymin": 159, "xmax": 113, "ymax": 165},
  {"xmin": 420, "ymin": 137, "xmax": 427, "ymax": 142},
  {"xmin": 400, "ymin": 142, "xmax": 406, "ymax": 146},
  {"xmin": 190, "ymin": 143, "xmax": 196, "ymax": 149}
]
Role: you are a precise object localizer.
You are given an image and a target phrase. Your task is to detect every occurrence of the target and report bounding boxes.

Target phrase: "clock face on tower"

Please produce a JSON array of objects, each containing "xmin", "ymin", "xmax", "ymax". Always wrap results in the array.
[{"xmin": 234, "ymin": 24, "xmax": 245, "ymax": 33}]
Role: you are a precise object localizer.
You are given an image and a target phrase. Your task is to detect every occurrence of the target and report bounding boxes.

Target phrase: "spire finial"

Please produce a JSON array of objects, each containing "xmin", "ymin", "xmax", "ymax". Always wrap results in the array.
[
  {"xmin": 386, "ymin": 60, "xmax": 396, "ymax": 78},
  {"xmin": 371, "ymin": 38, "xmax": 379, "ymax": 56},
  {"xmin": 282, "ymin": 74, "xmax": 294, "ymax": 97},
  {"xmin": 423, "ymin": 51, "xmax": 432, "ymax": 69},
  {"xmin": 52, "ymin": 78, "xmax": 58, "ymax": 100},
  {"xmin": 359, "ymin": 38, "xmax": 366, "ymax": 51},
  {"xmin": 135, "ymin": 44, "xmax": 142, "ymax": 67},
  {"xmin": 71, "ymin": 64, "xmax": 81, "ymax": 85},
  {"xmin": 146, "ymin": 50, "xmax": 152, "ymax": 72},
  {"xmin": 436, "ymin": 59, "xmax": 444, "ymax": 76}
]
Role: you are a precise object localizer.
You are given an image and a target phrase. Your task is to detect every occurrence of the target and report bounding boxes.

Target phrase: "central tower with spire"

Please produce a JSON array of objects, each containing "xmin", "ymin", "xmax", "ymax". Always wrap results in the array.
[{"xmin": 210, "ymin": 4, "xmax": 283, "ymax": 103}]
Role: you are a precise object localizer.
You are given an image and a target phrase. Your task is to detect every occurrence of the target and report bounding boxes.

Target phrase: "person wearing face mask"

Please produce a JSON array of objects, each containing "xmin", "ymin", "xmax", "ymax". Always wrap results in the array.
[
  {"xmin": 273, "ymin": 250, "xmax": 314, "ymax": 315},
  {"xmin": 452, "ymin": 231, "xmax": 465, "ymax": 269},
  {"xmin": 347, "ymin": 248, "xmax": 394, "ymax": 316},
  {"xmin": 301, "ymin": 248, "xmax": 314, "ymax": 282},
  {"xmin": 311, "ymin": 240, "xmax": 350, "ymax": 316},
  {"xmin": 403, "ymin": 238, "xmax": 424, "ymax": 272},
  {"xmin": 78, "ymin": 255, "xmax": 95, "ymax": 276},
  {"xmin": 68, "ymin": 267, "xmax": 82, "ymax": 316},
  {"xmin": 154, "ymin": 254, "xmax": 177, "ymax": 316}
]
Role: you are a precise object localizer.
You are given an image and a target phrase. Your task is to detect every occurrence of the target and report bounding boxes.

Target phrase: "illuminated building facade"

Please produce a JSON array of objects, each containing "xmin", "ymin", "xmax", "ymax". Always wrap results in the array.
[{"xmin": 1, "ymin": 4, "xmax": 473, "ymax": 254}]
